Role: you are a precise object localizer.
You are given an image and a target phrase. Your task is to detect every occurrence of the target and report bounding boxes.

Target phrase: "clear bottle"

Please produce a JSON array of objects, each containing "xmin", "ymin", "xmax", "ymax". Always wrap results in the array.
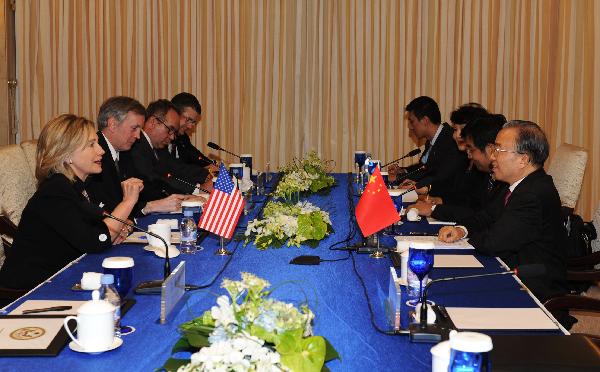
[
  {"xmin": 99, "ymin": 274, "xmax": 121, "ymax": 338},
  {"xmin": 406, "ymin": 268, "xmax": 422, "ymax": 303},
  {"xmin": 180, "ymin": 209, "xmax": 198, "ymax": 254}
]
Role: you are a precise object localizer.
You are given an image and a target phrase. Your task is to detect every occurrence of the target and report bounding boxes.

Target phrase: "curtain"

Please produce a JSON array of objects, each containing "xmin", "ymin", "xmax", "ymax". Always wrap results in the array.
[{"xmin": 16, "ymin": 0, "xmax": 600, "ymax": 219}]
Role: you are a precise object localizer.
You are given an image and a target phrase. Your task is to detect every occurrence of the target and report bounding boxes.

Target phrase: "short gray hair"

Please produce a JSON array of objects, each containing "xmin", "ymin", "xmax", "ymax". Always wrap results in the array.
[
  {"xmin": 503, "ymin": 120, "xmax": 549, "ymax": 167},
  {"xmin": 97, "ymin": 96, "xmax": 146, "ymax": 130}
]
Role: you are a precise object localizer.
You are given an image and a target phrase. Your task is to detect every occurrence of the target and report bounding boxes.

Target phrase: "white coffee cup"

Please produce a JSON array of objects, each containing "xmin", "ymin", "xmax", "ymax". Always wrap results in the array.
[
  {"xmin": 407, "ymin": 208, "xmax": 421, "ymax": 221},
  {"xmin": 146, "ymin": 223, "xmax": 171, "ymax": 248},
  {"xmin": 430, "ymin": 340, "xmax": 451, "ymax": 372},
  {"xmin": 63, "ymin": 290, "xmax": 115, "ymax": 352}
]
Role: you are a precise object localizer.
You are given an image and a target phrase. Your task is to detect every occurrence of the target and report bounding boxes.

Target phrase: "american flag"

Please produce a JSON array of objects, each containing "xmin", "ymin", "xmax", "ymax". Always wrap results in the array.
[{"xmin": 198, "ymin": 162, "xmax": 245, "ymax": 239}]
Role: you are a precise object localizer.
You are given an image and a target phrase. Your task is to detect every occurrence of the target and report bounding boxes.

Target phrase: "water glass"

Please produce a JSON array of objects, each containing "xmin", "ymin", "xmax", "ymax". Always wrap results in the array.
[
  {"xmin": 407, "ymin": 242, "xmax": 434, "ymax": 306},
  {"xmin": 102, "ymin": 257, "xmax": 134, "ymax": 299}
]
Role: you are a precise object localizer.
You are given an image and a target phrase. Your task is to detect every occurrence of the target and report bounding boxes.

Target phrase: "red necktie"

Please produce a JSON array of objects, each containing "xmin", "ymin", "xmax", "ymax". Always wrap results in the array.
[{"xmin": 503, "ymin": 190, "xmax": 512, "ymax": 206}]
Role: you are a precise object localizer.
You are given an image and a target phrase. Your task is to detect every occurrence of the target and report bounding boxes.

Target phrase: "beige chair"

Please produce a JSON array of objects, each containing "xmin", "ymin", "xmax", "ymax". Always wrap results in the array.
[
  {"xmin": 0, "ymin": 144, "xmax": 37, "ymax": 225},
  {"xmin": 20, "ymin": 139, "xmax": 38, "ymax": 178},
  {"xmin": 547, "ymin": 143, "xmax": 588, "ymax": 210},
  {"xmin": 592, "ymin": 203, "xmax": 600, "ymax": 256}
]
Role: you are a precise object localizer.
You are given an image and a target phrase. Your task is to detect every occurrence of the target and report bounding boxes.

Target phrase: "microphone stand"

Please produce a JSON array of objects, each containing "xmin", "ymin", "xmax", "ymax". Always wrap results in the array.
[
  {"xmin": 103, "ymin": 212, "xmax": 172, "ymax": 294},
  {"xmin": 381, "ymin": 150, "xmax": 422, "ymax": 168},
  {"xmin": 410, "ymin": 270, "xmax": 515, "ymax": 343},
  {"xmin": 166, "ymin": 173, "xmax": 211, "ymax": 193}
]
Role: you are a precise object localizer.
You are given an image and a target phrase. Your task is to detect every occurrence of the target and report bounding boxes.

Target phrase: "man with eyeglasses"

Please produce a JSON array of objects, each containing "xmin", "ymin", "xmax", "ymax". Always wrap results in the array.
[
  {"xmin": 409, "ymin": 114, "xmax": 507, "ymax": 221},
  {"xmin": 121, "ymin": 99, "xmax": 211, "ymax": 201},
  {"xmin": 439, "ymin": 121, "xmax": 567, "ymax": 304},
  {"xmin": 87, "ymin": 96, "xmax": 194, "ymax": 217},
  {"xmin": 170, "ymin": 92, "xmax": 217, "ymax": 172}
]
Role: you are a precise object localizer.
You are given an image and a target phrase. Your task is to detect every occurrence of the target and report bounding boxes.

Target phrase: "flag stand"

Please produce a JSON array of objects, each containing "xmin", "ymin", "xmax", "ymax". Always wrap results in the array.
[
  {"xmin": 215, "ymin": 237, "xmax": 232, "ymax": 256},
  {"xmin": 369, "ymin": 232, "xmax": 385, "ymax": 259}
]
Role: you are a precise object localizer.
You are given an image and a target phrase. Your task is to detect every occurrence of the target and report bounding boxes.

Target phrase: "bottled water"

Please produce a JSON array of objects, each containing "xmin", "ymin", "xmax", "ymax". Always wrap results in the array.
[
  {"xmin": 180, "ymin": 209, "xmax": 198, "ymax": 254},
  {"xmin": 407, "ymin": 268, "xmax": 422, "ymax": 302},
  {"xmin": 99, "ymin": 274, "xmax": 121, "ymax": 338}
]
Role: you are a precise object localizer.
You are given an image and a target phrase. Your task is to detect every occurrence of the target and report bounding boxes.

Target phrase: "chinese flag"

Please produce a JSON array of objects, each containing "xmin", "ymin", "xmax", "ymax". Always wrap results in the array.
[{"xmin": 355, "ymin": 167, "xmax": 401, "ymax": 236}]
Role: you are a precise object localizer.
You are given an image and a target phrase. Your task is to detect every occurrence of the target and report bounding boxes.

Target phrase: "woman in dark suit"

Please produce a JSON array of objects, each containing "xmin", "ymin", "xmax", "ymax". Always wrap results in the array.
[{"xmin": 0, "ymin": 114, "xmax": 143, "ymax": 290}]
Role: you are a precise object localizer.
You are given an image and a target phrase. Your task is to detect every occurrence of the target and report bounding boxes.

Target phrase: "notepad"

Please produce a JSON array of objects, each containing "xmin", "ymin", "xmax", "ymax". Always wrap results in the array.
[
  {"xmin": 445, "ymin": 307, "xmax": 559, "ymax": 330},
  {"xmin": 427, "ymin": 217, "xmax": 456, "ymax": 225},
  {"xmin": 124, "ymin": 231, "xmax": 181, "ymax": 244},
  {"xmin": 394, "ymin": 235, "xmax": 474, "ymax": 250},
  {"xmin": 433, "ymin": 255, "xmax": 483, "ymax": 268},
  {"xmin": 10, "ymin": 300, "xmax": 85, "ymax": 316}
]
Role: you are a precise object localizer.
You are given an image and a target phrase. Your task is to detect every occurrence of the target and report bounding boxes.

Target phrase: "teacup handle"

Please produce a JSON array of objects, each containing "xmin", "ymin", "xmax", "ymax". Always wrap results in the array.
[{"xmin": 63, "ymin": 315, "xmax": 84, "ymax": 349}]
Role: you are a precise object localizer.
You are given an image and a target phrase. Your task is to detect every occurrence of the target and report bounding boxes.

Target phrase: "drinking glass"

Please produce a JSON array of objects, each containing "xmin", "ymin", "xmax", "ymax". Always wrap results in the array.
[{"xmin": 407, "ymin": 244, "xmax": 434, "ymax": 306}]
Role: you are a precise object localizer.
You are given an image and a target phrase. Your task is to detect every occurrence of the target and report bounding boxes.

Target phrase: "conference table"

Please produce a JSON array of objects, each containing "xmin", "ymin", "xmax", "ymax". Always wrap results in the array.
[{"xmin": 1, "ymin": 174, "xmax": 564, "ymax": 371}]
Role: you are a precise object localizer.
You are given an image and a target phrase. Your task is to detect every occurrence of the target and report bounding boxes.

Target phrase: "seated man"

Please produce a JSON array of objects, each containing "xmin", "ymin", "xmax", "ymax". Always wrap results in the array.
[
  {"xmin": 390, "ymin": 96, "xmax": 468, "ymax": 201},
  {"xmin": 87, "ymin": 96, "xmax": 187, "ymax": 216},
  {"xmin": 438, "ymin": 121, "xmax": 568, "ymax": 302},
  {"xmin": 120, "ymin": 99, "xmax": 211, "ymax": 202},
  {"xmin": 170, "ymin": 92, "xmax": 217, "ymax": 171},
  {"xmin": 410, "ymin": 114, "xmax": 506, "ymax": 221}
]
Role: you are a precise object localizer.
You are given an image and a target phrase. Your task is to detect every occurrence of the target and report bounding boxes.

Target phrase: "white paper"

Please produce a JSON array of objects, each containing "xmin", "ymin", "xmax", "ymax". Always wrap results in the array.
[
  {"xmin": 10, "ymin": 300, "xmax": 85, "ymax": 316},
  {"xmin": 0, "ymin": 318, "xmax": 65, "ymax": 349},
  {"xmin": 401, "ymin": 190, "xmax": 418, "ymax": 203},
  {"xmin": 427, "ymin": 217, "xmax": 456, "ymax": 225},
  {"xmin": 124, "ymin": 231, "xmax": 181, "ymax": 244},
  {"xmin": 156, "ymin": 219, "xmax": 179, "ymax": 229},
  {"xmin": 394, "ymin": 235, "xmax": 474, "ymax": 250},
  {"xmin": 433, "ymin": 255, "xmax": 483, "ymax": 268},
  {"xmin": 445, "ymin": 307, "xmax": 559, "ymax": 330}
]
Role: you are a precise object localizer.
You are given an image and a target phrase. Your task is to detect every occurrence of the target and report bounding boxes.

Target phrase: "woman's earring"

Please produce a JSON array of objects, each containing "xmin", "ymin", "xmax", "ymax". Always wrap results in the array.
[{"xmin": 68, "ymin": 159, "xmax": 73, "ymax": 164}]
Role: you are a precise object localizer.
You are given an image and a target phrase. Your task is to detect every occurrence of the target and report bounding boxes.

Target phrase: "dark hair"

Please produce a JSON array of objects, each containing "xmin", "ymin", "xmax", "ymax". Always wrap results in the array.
[
  {"xmin": 405, "ymin": 96, "xmax": 441, "ymax": 124},
  {"xmin": 461, "ymin": 114, "xmax": 506, "ymax": 151},
  {"xmin": 171, "ymin": 92, "xmax": 201, "ymax": 116},
  {"xmin": 450, "ymin": 103, "xmax": 488, "ymax": 126},
  {"xmin": 146, "ymin": 99, "xmax": 180, "ymax": 121},
  {"xmin": 503, "ymin": 120, "xmax": 549, "ymax": 167},
  {"xmin": 97, "ymin": 96, "xmax": 145, "ymax": 130}
]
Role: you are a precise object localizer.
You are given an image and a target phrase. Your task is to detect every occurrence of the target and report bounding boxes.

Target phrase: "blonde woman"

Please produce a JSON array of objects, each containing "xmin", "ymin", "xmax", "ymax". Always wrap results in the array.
[{"xmin": 0, "ymin": 114, "xmax": 143, "ymax": 290}]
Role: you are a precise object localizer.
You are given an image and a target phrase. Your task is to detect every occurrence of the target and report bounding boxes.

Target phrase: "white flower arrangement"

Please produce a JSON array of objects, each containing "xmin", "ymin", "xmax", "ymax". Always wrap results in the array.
[
  {"xmin": 273, "ymin": 151, "xmax": 335, "ymax": 201},
  {"xmin": 244, "ymin": 201, "xmax": 332, "ymax": 250},
  {"xmin": 166, "ymin": 273, "xmax": 339, "ymax": 372}
]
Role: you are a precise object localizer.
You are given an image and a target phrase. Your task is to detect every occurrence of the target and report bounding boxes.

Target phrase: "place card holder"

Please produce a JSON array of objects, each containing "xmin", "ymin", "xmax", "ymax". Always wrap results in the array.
[
  {"xmin": 160, "ymin": 261, "xmax": 187, "ymax": 324},
  {"xmin": 385, "ymin": 267, "xmax": 402, "ymax": 331}
]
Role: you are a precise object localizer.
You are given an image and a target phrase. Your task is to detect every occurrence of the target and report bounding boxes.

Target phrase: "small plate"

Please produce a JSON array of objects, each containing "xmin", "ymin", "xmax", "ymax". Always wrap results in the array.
[
  {"xmin": 69, "ymin": 337, "xmax": 123, "ymax": 354},
  {"xmin": 143, "ymin": 245, "xmax": 180, "ymax": 258},
  {"xmin": 396, "ymin": 277, "xmax": 432, "ymax": 287}
]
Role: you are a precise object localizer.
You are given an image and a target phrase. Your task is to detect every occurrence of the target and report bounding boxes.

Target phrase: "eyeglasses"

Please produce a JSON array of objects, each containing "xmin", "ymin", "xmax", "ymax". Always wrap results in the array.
[
  {"xmin": 181, "ymin": 114, "xmax": 198, "ymax": 126},
  {"xmin": 153, "ymin": 115, "xmax": 176, "ymax": 135},
  {"xmin": 491, "ymin": 145, "xmax": 522, "ymax": 155}
]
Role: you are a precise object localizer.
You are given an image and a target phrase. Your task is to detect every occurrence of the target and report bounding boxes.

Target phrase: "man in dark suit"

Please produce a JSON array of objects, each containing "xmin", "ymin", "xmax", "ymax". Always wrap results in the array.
[
  {"xmin": 170, "ymin": 92, "xmax": 216, "ymax": 170},
  {"xmin": 121, "ymin": 99, "xmax": 211, "ymax": 202},
  {"xmin": 390, "ymin": 96, "xmax": 468, "ymax": 200},
  {"xmin": 439, "ymin": 121, "xmax": 568, "ymax": 302},
  {"xmin": 87, "ymin": 96, "xmax": 186, "ymax": 216},
  {"xmin": 410, "ymin": 114, "xmax": 507, "ymax": 222}
]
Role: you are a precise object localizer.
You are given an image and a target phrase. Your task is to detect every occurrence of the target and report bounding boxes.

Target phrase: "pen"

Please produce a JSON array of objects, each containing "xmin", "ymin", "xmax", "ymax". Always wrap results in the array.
[{"xmin": 22, "ymin": 306, "xmax": 73, "ymax": 314}]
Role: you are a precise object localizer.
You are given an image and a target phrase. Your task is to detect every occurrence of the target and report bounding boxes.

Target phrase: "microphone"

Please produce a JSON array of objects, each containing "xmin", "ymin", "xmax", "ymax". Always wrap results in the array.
[
  {"xmin": 381, "ymin": 148, "xmax": 422, "ymax": 168},
  {"xmin": 166, "ymin": 173, "xmax": 211, "ymax": 194},
  {"xmin": 410, "ymin": 264, "xmax": 547, "ymax": 343},
  {"xmin": 102, "ymin": 211, "xmax": 172, "ymax": 294},
  {"xmin": 394, "ymin": 165, "xmax": 426, "ymax": 184},
  {"xmin": 207, "ymin": 142, "xmax": 240, "ymax": 159}
]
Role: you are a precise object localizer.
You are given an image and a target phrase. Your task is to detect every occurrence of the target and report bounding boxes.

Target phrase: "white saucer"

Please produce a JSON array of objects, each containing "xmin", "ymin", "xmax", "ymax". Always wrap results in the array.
[
  {"xmin": 69, "ymin": 337, "xmax": 123, "ymax": 354},
  {"xmin": 143, "ymin": 244, "xmax": 180, "ymax": 258},
  {"xmin": 396, "ymin": 277, "xmax": 432, "ymax": 287}
]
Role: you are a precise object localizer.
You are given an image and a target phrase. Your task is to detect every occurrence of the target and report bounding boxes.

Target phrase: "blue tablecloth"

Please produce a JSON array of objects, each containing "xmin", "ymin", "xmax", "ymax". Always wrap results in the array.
[{"xmin": 1, "ymin": 174, "xmax": 562, "ymax": 371}]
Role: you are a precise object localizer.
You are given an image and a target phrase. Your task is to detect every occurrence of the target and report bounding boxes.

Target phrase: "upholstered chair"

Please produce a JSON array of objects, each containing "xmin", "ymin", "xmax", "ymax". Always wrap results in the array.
[
  {"xmin": 547, "ymin": 143, "xmax": 588, "ymax": 210},
  {"xmin": 0, "ymin": 144, "xmax": 37, "ymax": 225},
  {"xmin": 592, "ymin": 203, "xmax": 600, "ymax": 256},
  {"xmin": 20, "ymin": 139, "xmax": 38, "ymax": 178}
]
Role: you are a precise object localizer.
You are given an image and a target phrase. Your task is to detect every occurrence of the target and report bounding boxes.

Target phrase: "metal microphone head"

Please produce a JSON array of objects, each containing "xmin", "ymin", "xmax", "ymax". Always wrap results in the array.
[
  {"xmin": 408, "ymin": 148, "xmax": 422, "ymax": 157},
  {"xmin": 207, "ymin": 142, "xmax": 221, "ymax": 151}
]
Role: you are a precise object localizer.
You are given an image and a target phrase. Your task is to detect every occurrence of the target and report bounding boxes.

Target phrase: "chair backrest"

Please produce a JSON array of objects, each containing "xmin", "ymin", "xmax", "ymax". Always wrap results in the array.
[
  {"xmin": 592, "ymin": 203, "xmax": 600, "ymax": 255},
  {"xmin": 547, "ymin": 143, "xmax": 588, "ymax": 209},
  {"xmin": 0, "ymin": 236, "xmax": 4, "ymax": 269},
  {"xmin": 0, "ymin": 144, "xmax": 37, "ymax": 225},
  {"xmin": 20, "ymin": 139, "xmax": 38, "ymax": 178}
]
